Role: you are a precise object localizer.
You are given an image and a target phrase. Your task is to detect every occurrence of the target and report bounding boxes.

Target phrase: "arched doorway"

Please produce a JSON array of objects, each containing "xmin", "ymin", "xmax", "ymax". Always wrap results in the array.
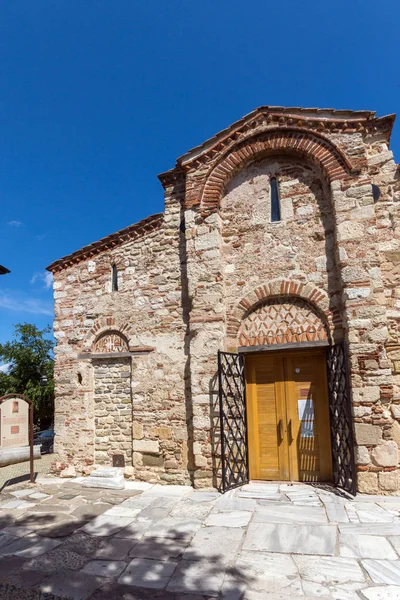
[{"xmin": 218, "ymin": 292, "xmax": 356, "ymax": 495}]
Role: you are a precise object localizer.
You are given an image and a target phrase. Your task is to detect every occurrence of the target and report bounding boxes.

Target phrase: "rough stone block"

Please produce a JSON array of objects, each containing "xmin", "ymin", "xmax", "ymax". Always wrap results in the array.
[
  {"xmin": 132, "ymin": 440, "xmax": 160, "ymax": 454},
  {"xmin": 371, "ymin": 441, "xmax": 398, "ymax": 467},
  {"xmin": 357, "ymin": 471, "xmax": 379, "ymax": 494},
  {"xmin": 355, "ymin": 423, "xmax": 382, "ymax": 446},
  {"xmin": 378, "ymin": 470, "xmax": 400, "ymax": 491}
]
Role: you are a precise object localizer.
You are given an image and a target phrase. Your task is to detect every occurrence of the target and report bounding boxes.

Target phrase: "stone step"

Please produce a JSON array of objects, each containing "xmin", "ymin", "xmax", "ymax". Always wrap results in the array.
[
  {"xmin": 81, "ymin": 474, "xmax": 125, "ymax": 490},
  {"xmin": 89, "ymin": 467, "xmax": 123, "ymax": 479}
]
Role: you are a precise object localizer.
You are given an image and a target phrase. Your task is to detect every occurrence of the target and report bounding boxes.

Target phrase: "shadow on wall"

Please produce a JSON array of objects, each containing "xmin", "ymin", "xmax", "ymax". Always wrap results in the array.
[{"xmin": 0, "ymin": 507, "xmax": 254, "ymax": 598}]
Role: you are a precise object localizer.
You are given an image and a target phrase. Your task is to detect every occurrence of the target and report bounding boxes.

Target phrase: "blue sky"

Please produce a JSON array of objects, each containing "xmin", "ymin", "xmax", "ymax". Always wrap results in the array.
[{"xmin": 0, "ymin": 0, "xmax": 399, "ymax": 343}]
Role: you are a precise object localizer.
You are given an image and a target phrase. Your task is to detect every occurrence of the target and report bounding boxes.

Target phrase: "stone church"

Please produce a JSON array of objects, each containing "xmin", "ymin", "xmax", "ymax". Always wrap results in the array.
[{"xmin": 47, "ymin": 106, "xmax": 400, "ymax": 495}]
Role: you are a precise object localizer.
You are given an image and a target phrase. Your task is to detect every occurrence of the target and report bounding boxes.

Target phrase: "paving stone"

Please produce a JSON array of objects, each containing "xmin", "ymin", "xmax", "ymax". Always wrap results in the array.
[
  {"xmin": 243, "ymin": 523, "xmax": 336, "ymax": 556},
  {"xmin": 166, "ymin": 559, "xmax": 227, "ymax": 596},
  {"xmin": 188, "ymin": 491, "xmax": 219, "ymax": 503},
  {"xmin": 252, "ymin": 504, "xmax": 327, "ymax": 524},
  {"xmin": 324, "ymin": 502, "xmax": 349, "ymax": 523},
  {"xmin": 62, "ymin": 531, "xmax": 103, "ymax": 555},
  {"xmin": 339, "ymin": 523, "xmax": 400, "ymax": 536},
  {"xmin": 340, "ymin": 533, "xmax": 398, "ymax": 559},
  {"xmin": 82, "ymin": 559, "xmax": 127, "ymax": 577},
  {"xmin": 81, "ymin": 514, "xmax": 136, "ymax": 536},
  {"xmin": 141, "ymin": 484, "xmax": 192, "ymax": 497},
  {"xmin": 29, "ymin": 492, "xmax": 50, "ymax": 500},
  {"xmin": 389, "ymin": 537, "xmax": 400, "ymax": 557},
  {"xmin": 183, "ymin": 526, "xmax": 244, "ymax": 564},
  {"xmin": 0, "ymin": 532, "xmax": 41, "ymax": 556},
  {"xmin": 102, "ymin": 505, "xmax": 142, "ymax": 518},
  {"xmin": 301, "ymin": 580, "xmax": 362, "ymax": 599},
  {"xmin": 15, "ymin": 536, "xmax": 62, "ymax": 558},
  {"xmin": 118, "ymin": 557, "xmax": 178, "ymax": 589},
  {"xmin": 213, "ymin": 495, "xmax": 256, "ymax": 512},
  {"xmin": 8, "ymin": 567, "xmax": 47, "ymax": 590},
  {"xmin": 362, "ymin": 559, "xmax": 400, "ymax": 584},
  {"xmin": 10, "ymin": 488, "xmax": 35, "ymax": 498},
  {"xmin": 114, "ymin": 519, "xmax": 153, "ymax": 539},
  {"xmin": 0, "ymin": 533, "xmax": 17, "ymax": 549},
  {"xmin": 0, "ymin": 555, "xmax": 27, "ymax": 577},
  {"xmin": 362, "ymin": 586, "xmax": 400, "ymax": 599},
  {"xmin": 120, "ymin": 495, "xmax": 154, "ymax": 509},
  {"xmin": 124, "ymin": 481, "xmax": 154, "ymax": 491},
  {"xmin": 71, "ymin": 502, "xmax": 112, "ymax": 520},
  {"xmin": 136, "ymin": 505, "xmax": 172, "ymax": 521},
  {"xmin": 129, "ymin": 537, "xmax": 190, "ymax": 560},
  {"xmin": 237, "ymin": 490, "xmax": 281, "ymax": 500},
  {"xmin": 144, "ymin": 517, "xmax": 202, "ymax": 539},
  {"xmin": 226, "ymin": 551, "xmax": 302, "ymax": 595},
  {"xmin": 170, "ymin": 499, "xmax": 214, "ymax": 519},
  {"xmin": 294, "ymin": 555, "xmax": 365, "ymax": 584},
  {"xmin": 1, "ymin": 525, "xmax": 35, "ymax": 537},
  {"xmin": 24, "ymin": 546, "xmax": 89, "ymax": 572},
  {"xmin": 40, "ymin": 570, "xmax": 104, "ymax": 599},
  {"xmin": 94, "ymin": 537, "xmax": 136, "ymax": 560},
  {"xmin": 1, "ymin": 499, "xmax": 36, "ymax": 509},
  {"xmin": 38, "ymin": 518, "xmax": 84, "ymax": 538},
  {"xmin": 353, "ymin": 502, "xmax": 394, "ymax": 523},
  {"xmin": 205, "ymin": 511, "xmax": 251, "ymax": 528}
]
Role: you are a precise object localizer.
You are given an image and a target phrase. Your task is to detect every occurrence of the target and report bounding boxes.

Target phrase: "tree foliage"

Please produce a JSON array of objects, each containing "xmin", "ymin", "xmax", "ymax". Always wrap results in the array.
[{"xmin": 0, "ymin": 323, "xmax": 54, "ymax": 428}]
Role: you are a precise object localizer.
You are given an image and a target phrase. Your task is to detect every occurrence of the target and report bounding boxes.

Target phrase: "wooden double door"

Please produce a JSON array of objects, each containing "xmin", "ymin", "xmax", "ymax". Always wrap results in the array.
[{"xmin": 245, "ymin": 349, "xmax": 332, "ymax": 482}]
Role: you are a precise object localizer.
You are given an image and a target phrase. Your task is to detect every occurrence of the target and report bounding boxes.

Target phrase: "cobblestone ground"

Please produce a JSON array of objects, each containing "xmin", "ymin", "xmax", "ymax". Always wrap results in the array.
[
  {"xmin": 0, "ymin": 454, "xmax": 54, "ymax": 491},
  {"xmin": 0, "ymin": 479, "xmax": 400, "ymax": 599}
]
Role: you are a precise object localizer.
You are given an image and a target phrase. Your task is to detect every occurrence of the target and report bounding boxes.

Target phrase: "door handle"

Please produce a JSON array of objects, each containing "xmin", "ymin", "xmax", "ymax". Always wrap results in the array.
[
  {"xmin": 288, "ymin": 419, "xmax": 293, "ymax": 444},
  {"xmin": 278, "ymin": 419, "xmax": 284, "ymax": 442}
]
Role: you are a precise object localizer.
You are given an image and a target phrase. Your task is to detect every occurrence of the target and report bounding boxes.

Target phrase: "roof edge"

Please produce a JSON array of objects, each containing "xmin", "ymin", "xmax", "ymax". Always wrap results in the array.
[
  {"xmin": 47, "ymin": 213, "xmax": 164, "ymax": 274},
  {"xmin": 172, "ymin": 106, "xmax": 396, "ymax": 168}
]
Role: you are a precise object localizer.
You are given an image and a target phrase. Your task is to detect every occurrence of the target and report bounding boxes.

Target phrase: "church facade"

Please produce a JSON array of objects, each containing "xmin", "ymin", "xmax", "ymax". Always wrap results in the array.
[{"xmin": 47, "ymin": 106, "xmax": 400, "ymax": 494}]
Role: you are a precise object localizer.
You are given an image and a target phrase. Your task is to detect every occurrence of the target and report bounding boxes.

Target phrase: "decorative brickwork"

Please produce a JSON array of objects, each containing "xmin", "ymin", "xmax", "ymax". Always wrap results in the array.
[
  {"xmin": 93, "ymin": 331, "xmax": 129, "ymax": 353},
  {"xmin": 200, "ymin": 129, "xmax": 353, "ymax": 211},
  {"xmin": 238, "ymin": 297, "xmax": 328, "ymax": 347}
]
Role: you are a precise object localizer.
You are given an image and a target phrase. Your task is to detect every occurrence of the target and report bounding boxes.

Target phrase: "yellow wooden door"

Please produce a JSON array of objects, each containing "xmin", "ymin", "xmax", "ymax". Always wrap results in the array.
[
  {"xmin": 245, "ymin": 349, "xmax": 332, "ymax": 482},
  {"xmin": 246, "ymin": 353, "xmax": 290, "ymax": 480}
]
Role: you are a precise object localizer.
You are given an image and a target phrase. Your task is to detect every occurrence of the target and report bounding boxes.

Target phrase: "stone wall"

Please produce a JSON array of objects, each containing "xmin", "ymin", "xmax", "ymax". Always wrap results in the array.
[
  {"xmin": 93, "ymin": 358, "xmax": 132, "ymax": 466},
  {"xmin": 50, "ymin": 199, "xmax": 192, "ymax": 484}
]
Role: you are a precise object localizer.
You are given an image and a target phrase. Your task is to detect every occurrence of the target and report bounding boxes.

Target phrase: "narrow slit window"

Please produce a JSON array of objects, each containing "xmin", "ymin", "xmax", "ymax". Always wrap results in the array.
[
  {"xmin": 270, "ymin": 177, "xmax": 281, "ymax": 222},
  {"xmin": 111, "ymin": 264, "xmax": 118, "ymax": 292}
]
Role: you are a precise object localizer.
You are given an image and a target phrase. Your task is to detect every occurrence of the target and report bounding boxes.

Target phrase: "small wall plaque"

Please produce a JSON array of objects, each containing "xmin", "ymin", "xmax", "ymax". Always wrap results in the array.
[{"xmin": 113, "ymin": 454, "xmax": 125, "ymax": 468}]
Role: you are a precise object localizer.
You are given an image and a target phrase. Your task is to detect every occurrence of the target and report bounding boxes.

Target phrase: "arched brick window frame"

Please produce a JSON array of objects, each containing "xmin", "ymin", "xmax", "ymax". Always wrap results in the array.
[
  {"xmin": 199, "ymin": 128, "xmax": 355, "ymax": 211},
  {"xmin": 227, "ymin": 279, "xmax": 342, "ymax": 347},
  {"xmin": 82, "ymin": 317, "xmax": 134, "ymax": 353}
]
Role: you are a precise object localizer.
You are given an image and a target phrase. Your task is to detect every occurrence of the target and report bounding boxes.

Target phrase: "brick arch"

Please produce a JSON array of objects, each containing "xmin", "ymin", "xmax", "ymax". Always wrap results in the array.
[
  {"xmin": 200, "ymin": 128, "xmax": 354, "ymax": 211},
  {"xmin": 227, "ymin": 279, "xmax": 342, "ymax": 343},
  {"xmin": 82, "ymin": 317, "xmax": 134, "ymax": 352}
]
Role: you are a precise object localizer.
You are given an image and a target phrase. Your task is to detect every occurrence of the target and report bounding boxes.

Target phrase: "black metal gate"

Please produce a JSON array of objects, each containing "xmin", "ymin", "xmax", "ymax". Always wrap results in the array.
[
  {"xmin": 326, "ymin": 342, "xmax": 357, "ymax": 495},
  {"xmin": 218, "ymin": 351, "xmax": 249, "ymax": 492}
]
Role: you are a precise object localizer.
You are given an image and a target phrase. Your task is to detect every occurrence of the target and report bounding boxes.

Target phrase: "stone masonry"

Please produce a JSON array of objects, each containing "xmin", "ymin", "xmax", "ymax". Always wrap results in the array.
[{"xmin": 47, "ymin": 105, "xmax": 400, "ymax": 494}]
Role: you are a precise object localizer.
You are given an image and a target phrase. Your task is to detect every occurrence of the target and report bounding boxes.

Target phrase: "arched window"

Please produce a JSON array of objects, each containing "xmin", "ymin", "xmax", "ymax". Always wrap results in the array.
[
  {"xmin": 270, "ymin": 177, "xmax": 281, "ymax": 223},
  {"xmin": 111, "ymin": 264, "xmax": 118, "ymax": 292}
]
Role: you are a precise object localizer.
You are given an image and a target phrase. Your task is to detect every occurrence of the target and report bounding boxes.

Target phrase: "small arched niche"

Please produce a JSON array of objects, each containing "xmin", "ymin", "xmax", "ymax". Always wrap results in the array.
[
  {"xmin": 93, "ymin": 331, "xmax": 129, "ymax": 353},
  {"xmin": 238, "ymin": 296, "xmax": 329, "ymax": 347}
]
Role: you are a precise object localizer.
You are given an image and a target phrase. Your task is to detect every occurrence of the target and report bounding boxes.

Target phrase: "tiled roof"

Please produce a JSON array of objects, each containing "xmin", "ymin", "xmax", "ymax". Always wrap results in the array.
[{"xmin": 46, "ymin": 213, "xmax": 163, "ymax": 273}]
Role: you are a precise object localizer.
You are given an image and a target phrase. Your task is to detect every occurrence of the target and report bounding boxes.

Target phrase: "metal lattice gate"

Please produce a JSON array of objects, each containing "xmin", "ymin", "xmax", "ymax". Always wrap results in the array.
[
  {"xmin": 326, "ymin": 342, "xmax": 357, "ymax": 495},
  {"xmin": 218, "ymin": 351, "xmax": 249, "ymax": 492}
]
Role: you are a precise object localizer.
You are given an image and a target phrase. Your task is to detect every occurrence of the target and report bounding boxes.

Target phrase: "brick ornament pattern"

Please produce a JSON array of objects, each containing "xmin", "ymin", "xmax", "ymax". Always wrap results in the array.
[
  {"xmin": 93, "ymin": 332, "xmax": 129, "ymax": 353},
  {"xmin": 238, "ymin": 296, "xmax": 328, "ymax": 346}
]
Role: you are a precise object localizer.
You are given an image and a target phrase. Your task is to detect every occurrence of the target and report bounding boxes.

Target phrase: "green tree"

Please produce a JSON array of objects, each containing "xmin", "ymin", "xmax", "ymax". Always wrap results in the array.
[{"xmin": 0, "ymin": 323, "xmax": 54, "ymax": 428}]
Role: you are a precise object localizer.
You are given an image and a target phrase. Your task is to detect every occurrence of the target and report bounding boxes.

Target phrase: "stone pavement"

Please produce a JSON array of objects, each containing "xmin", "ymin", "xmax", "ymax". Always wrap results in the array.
[{"xmin": 0, "ymin": 479, "xmax": 400, "ymax": 599}]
